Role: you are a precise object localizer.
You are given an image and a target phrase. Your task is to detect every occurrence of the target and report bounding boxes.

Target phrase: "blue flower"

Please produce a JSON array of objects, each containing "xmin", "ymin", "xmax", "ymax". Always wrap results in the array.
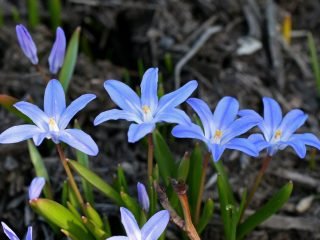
[
  {"xmin": 94, "ymin": 68, "xmax": 198, "ymax": 143},
  {"xmin": 1, "ymin": 222, "xmax": 32, "ymax": 240},
  {"xmin": 48, "ymin": 27, "xmax": 66, "ymax": 74},
  {"xmin": 137, "ymin": 182, "xmax": 149, "ymax": 212},
  {"xmin": 16, "ymin": 24, "xmax": 38, "ymax": 65},
  {"xmin": 0, "ymin": 79, "xmax": 98, "ymax": 156},
  {"xmin": 239, "ymin": 97, "xmax": 320, "ymax": 158},
  {"xmin": 107, "ymin": 207, "xmax": 170, "ymax": 240},
  {"xmin": 172, "ymin": 97, "xmax": 261, "ymax": 162},
  {"xmin": 28, "ymin": 177, "xmax": 45, "ymax": 200}
]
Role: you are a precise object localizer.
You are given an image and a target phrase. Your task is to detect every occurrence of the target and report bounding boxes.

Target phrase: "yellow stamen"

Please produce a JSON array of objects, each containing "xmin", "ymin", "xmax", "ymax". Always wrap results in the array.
[
  {"xmin": 275, "ymin": 130, "xmax": 282, "ymax": 139},
  {"xmin": 48, "ymin": 118, "xmax": 59, "ymax": 132},
  {"xmin": 142, "ymin": 105, "xmax": 151, "ymax": 114},
  {"xmin": 214, "ymin": 130, "xmax": 223, "ymax": 140}
]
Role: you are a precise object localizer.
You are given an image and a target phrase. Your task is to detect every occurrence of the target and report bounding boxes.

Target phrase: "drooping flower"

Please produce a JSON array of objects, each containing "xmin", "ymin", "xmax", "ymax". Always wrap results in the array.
[
  {"xmin": 16, "ymin": 24, "xmax": 38, "ymax": 65},
  {"xmin": 172, "ymin": 97, "xmax": 261, "ymax": 162},
  {"xmin": 0, "ymin": 79, "xmax": 98, "ymax": 156},
  {"xmin": 28, "ymin": 177, "xmax": 45, "ymax": 200},
  {"xmin": 1, "ymin": 222, "xmax": 32, "ymax": 240},
  {"xmin": 239, "ymin": 97, "xmax": 320, "ymax": 158},
  {"xmin": 107, "ymin": 207, "xmax": 170, "ymax": 240},
  {"xmin": 94, "ymin": 68, "xmax": 198, "ymax": 143},
  {"xmin": 137, "ymin": 182, "xmax": 149, "ymax": 212},
  {"xmin": 48, "ymin": 27, "xmax": 66, "ymax": 74}
]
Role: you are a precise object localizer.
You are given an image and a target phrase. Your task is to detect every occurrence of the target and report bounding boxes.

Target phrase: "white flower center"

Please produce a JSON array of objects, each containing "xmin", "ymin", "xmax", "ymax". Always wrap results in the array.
[
  {"xmin": 48, "ymin": 118, "xmax": 59, "ymax": 132},
  {"xmin": 142, "ymin": 105, "xmax": 153, "ymax": 122}
]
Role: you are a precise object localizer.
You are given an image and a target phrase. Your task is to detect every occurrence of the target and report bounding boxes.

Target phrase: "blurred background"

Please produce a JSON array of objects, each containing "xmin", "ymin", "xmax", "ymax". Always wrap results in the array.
[{"xmin": 0, "ymin": 0, "xmax": 320, "ymax": 239}]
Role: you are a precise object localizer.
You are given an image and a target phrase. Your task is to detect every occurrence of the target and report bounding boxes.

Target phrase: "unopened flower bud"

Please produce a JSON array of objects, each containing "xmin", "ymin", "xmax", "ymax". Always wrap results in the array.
[
  {"xmin": 137, "ymin": 182, "xmax": 149, "ymax": 212},
  {"xmin": 48, "ymin": 27, "xmax": 66, "ymax": 74},
  {"xmin": 16, "ymin": 24, "xmax": 38, "ymax": 64},
  {"xmin": 28, "ymin": 177, "xmax": 45, "ymax": 200}
]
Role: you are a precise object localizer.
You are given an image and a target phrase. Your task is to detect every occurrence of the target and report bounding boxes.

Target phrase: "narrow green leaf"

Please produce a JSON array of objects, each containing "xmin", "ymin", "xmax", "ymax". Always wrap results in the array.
[
  {"xmin": 308, "ymin": 32, "xmax": 320, "ymax": 95},
  {"xmin": 120, "ymin": 191, "xmax": 140, "ymax": 219},
  {"xmin": 27, "ymin": 0, "xmax": 40, "ymax": 28},
  {"xmin": 187, "ymin": 144, "xmax": 203, "ymax": 217},
  {"xmin": 214, "ymin": 161, "xmax": 236, "ymax": 205},
  {"xmin": 85, "ymin": 203, "xmax": 104, "ymax": 229},
  {"xmin": 237, "ymin": 182, "xmax": 293, "ymax": 239},
  {"xmin": 0, "ymin": 95, "xmax": 30, "ymax": 122},
  {"xmin": 177, "ymin": 152, "xmax": 190, "ymax": 181},
  {"xmin": 59, "ymin": 27, "xmax": 81, "ymax": 92},
  {"xmin": 30, "ymin": 199, "xmax": 94, "ymax": 240},
  {"xmin": 67, "ymin": 201, "xmax": 82, "ymax": 220},
  {"xmin": 61, "ymin": 229, "xmax": 80, "ymax": 240},
  {"xmin": 75, "ymin": 122, "xmax": 94, "ymax": 204},
  {"xmin": 61, "ymin": 180, "xmax": 68, "ymax": 206},
  {"xmin": 69, "ymin": 160, "xmax": 123, "ymax": 205},
  {"xmin": 82, "ymin": 217, "xmax": 108, "ymax": 240},
  {"xmin": 27, "ymin": 140, "xmax": 53, "ymax": 199},
  {"xmin": 153, "ymin": 130, "xmax": 176, "ymax": 186},
  {"xmin": 48, "ymin": 0, "xmax": 61, "ymax": 30},
  {"xmin": 197, "ymin": 198, "xmax": 214, "ymax": 234},
  {"xmin": 117, "ymin": 164, "xmax": 129, "ymax": 193},
  {"xmin": 103, "ymin": 216, "xmax": 111, "ymax": 237}
]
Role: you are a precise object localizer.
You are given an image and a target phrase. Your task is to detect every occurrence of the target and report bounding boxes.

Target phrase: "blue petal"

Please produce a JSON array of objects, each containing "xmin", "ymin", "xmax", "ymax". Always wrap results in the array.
[
  {"xmin": 48, "ymin": 27, "xmax": 66, "ymax": 74},
  {"xmin": 137, "ymin": 182, "xmax": 150, "ymax": 212},
  {"xmin": 157, "ymin": 80, "xmax": 198, "ymax": 114},
  {"xmin": 58, "ymin": 94, "xmax": 96, "ymax": 129},
  {"xmin": 0, "ymin": 125, "xmax": 42, "ymax": 144},
  {"xmin": 16, "ymin": 24, "xmax": 38, "ymax": 64},
  {"xmin": 127, "ymin": 123, "xmax": 155, "ymax": 143},
  {"xmin": 94, "ymin": 109, "xmax": 142, "ymax": 126},
  {"xmin": 1, "ymin": 222, "xmax": 19, "ymax": 240},
  {"xmin": 14, "ymin": 101, "xmax": 48, "ymax": 130},
  {"xmin": 44, "ymin": 79, "xmax": 66, "ymax": 120},
  {"xmin": 104, "ymin": 80, "xmax": 141, "ymax": 115},
  {"xmin": 107, "ymin": 237, "xmax": 129, "ymax": 240},
  {"xmin": 26, "ymin": 226, "xmax": 32, "ymax": 240},
  {"xmin": 172, "ymin": 123, "xmax": 206, "ymax": 143},
  {"xmin": 187, "ymin": 98, "xmax": 214, "ymax": 138},
  {"xmin": 141, "ymin": 210, "xmax": 170, "ymax": 240},
  {"xmin": 278, "ymin": 109, "xmax": 308, "ymax": 140},
  {"xmin": 28, "ymin": 177, "xmax": 45, "ymax": 200},
  {"xmin": 248, "ymin": 133, "xmax": 269, "ymax": 151},
  {"xmin": 33, "ymin": 133, "xmax": 47, "ymax": 146},
  {"xmin": 290, "ymin": 133, "xmax": 320, "ymax": 150},
  {"xmin": 120, "ymin": 207, "xmax": 141, "ymax": 240},
  {"xmin": 222, "ymin": 116, "xmax": 260, "ymax": 144},
  {"xmin": 59, "ymin": 129, "xmax": 98, "ymax": 156},
  {"xmin": 226, "ymin": 138, "xmax": 259, "ymax": 157},
  {"xmin": 238, "ymin": 109, "xmax": 263, "ymax": 120},
  {"xmin": 154, "ymin": 108, "xmax": 192, "ymax": 125},
  {"xmin": 262, "ymin": 97, "xmax": 282, "ymax": 141},
  {"xmin": 140, "ymin": 68, "xmax": 158, "ymax": 113},
  {"xmin": 209, "ymin": 144, "xmax": 225, "ymax": 162},
  {"xmin": 286, "ymin": 140, "xmax": 306, "ymax": 158},
  {"xmin": 212, "ymin": 97, "xmax": 239, "ymax": 130}
]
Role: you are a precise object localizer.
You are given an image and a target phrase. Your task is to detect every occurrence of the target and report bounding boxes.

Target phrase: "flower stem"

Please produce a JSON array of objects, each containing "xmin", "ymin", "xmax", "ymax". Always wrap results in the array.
[
  {"xmin": 195, "ymin": 151, "xmax": 210, "ymax": 225},
  {"xmin": 147, "ymin": 133, "xmax": 154, "ymax": 179},
  {"xmin": 56, "ymin": 144, "xmax": 85, "ymax": 213},
  {"xmin": 172, "ymin": 179, "xmax": 201, "ymax": 240},
  {"xmin": 240, "ymin": 155, "xmax": 272, "ymax": 222}
]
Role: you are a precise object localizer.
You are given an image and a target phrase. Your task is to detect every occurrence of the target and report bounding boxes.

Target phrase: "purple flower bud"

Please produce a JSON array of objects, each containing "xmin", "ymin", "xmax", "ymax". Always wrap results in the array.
[
  {"xmin": 28, "ymin": 177, "xmax": 45, "ymax": 200},
  {"xmin": 137, "ymin": 182, "xmax": 149, "ymax": 212},
  {"xmin": 48, "ymin": 27, "xmax": 66, "ymax": 74},
  {"xmin": 16, "ymin": 24, "xmax": 38, "ymax": 65}
]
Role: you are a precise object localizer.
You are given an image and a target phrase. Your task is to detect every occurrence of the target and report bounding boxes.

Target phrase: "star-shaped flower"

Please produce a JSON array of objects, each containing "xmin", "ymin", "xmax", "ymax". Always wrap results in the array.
[
  {"xmin": 172, "ymin": 97, "xmax": 261, "ymax": 162},
  {"xmin": 107, "ymin": 207, "xmax": 170, "ymax": 240},
  {"xmin": 0, "ymin": 79, "xmax": 98, "ymax": 156},
  {"xmin": 94, "ymin": 68, "xmax": 198, "ymax": 143},
  {"xmin": 239, "ymin": 97, "xmax": 320, "ymax": 158}
]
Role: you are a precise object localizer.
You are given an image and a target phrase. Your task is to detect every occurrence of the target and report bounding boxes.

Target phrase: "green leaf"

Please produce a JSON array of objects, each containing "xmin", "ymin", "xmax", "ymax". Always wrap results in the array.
[
  {"xmin": 69, "ymin": 160, "xmax": 123, "ymax": 205},
  {"xmin": 0, "ymin": 95, "xmax": 30, "ymax": 122},
  {"xmin": 27, "ymin": 0, "xmax": 40, "ymax": 28},
  {"xmin": 82, "ymin": 217, "xmax": 108, "ymax": 240},
  {"xmin": 85, "ymin": 203, "xmax": 104, "ymax": 229},
  {"xmin": 237, "ymin": 182, "xmax": 293, "ymax": 239},
  {"xmin": 59, "ymin": 27, "xmax": 81, "ymax": 92},
  {"xmin": 27, "ymin": 140, "xmax": 53, "ymax": 199},
  {"xmin": 187, "ymin": 144, "xmax": 203, "ymax": 218},
  {"xmin": 308, "ymin": 32, "xmax": 320, "ymax": 95},
  {"xmin": 177, "ymin": 152, "xmax": 190, "ymax": 181},
  {"xmin": 30, "ymin": 199, "xmax": 94, "ymax": 240},
  {"xmin": 75, "ymin": 122, "xmax": 94, "ymax": 204},
  {"xmin": 48, "ymin": 0, "xmax": 61, "ymax": 30},
  {"xmin": 117, "ymin": 164, "xmax": 129, "ymax": 193},
  {"xmin": 197, "ymin": 198, "xmax": 214, "ymax": 234},
  {"xmin": 120, "ymin": 191, "xmax": 140, "ymax": 219},
  {"xmin": 153, "ymin": 130, "xmax": 176, "ymax": 186}
]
